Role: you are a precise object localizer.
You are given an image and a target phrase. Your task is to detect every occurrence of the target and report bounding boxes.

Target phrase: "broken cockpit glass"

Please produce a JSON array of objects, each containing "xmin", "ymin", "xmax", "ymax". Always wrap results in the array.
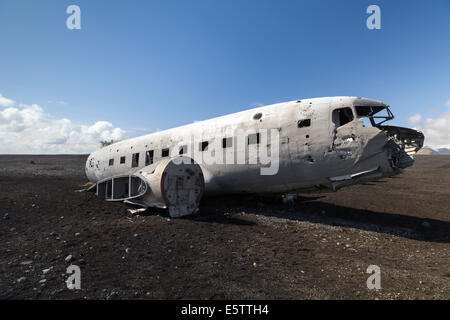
[{"xmin": 355, "ymin": 105, "xmax": 394, "ymax": 127}]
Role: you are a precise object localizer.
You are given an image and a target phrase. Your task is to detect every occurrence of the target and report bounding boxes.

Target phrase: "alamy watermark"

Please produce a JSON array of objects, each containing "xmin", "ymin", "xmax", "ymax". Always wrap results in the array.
[
  {"xmin": 66, "ymin": 265, "xmax": 81, "ymax": 290},
  {"xmin": 66, "ymin": 5, "xmax": 81, "ymax": 30},
  {"xmin": 366, "ymin": 265, "xmax": 381, "ymax": 290},
  {"xmin": 169, "ymin": 128, "xmax": 280, "ymax": 175},
  {"xmin": 366, "ymin": 5, "xmax": 381, "ymax": 30}
]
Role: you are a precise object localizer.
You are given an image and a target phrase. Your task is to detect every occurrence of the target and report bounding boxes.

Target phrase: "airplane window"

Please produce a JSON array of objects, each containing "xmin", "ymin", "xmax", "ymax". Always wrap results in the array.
[
  {"xmin": 355, "ymin": 105, "xmax": 385, "ymax": 117},
  {"xmin": 253, "ymin": 113, "xmax": 262, "ymax": 120},
  {"xmin": 200, "ymin": 141, "xmax": 209, "ymax": 151},
  {"xmin": 222, "ymin": 137, "xmax": 232, "ymax": 148},
  {"xmin": 332, "ymin": 107, "xmax": 354, "ymax": 127},
  {"xmin": 179, "ymin": 145, "xmax": 187, "ymax": 155},
  {"xmin": 120, "ymin": 156, "xmax": 126, "ymax": 164},
  {"xmin": 131, "ymin": 153, "xmax": 139, "ymax": 168},
  {"xmin": 145, "ymin": 150, "xmax": 154, "ymax": 165},
  {"xmin": 248, "ymin": 133, "xmax": 260, "ymax": 145},
  {"xmin": 109, "ymin": 159, "xmax": 114, "ymax": 166},
  {"xmin": 298, "ymin": 119, "xmax": 311, "ymax": 128},
  {"xmin": 162, "ymin": 148, "xmax": 169, "ymax": 157},
  {"xmin": 354, "ymin": 105, "xmax": 394, "ymax": 127}
]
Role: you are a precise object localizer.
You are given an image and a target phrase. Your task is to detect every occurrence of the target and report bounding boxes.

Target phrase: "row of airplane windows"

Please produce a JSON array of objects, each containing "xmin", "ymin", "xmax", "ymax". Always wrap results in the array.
[
  {"xmin": 107, "ymin": 118, "xmax": 312, "ymax": 168},
  {"xmin": 107, "ymin": 133, "xmax": 262, "ymax": 168}
]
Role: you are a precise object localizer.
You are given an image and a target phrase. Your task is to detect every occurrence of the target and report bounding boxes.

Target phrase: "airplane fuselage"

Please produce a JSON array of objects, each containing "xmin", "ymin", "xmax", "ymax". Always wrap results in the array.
[{"xmin": 86, "ymin": 96, "xmax": 423, "ymax": 202}]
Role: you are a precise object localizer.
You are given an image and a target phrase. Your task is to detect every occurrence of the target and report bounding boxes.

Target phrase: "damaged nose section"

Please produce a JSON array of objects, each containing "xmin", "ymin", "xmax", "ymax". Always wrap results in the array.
[{"xmin": 381, "ymin": 126, "xmax": 424, "ymax": 171}]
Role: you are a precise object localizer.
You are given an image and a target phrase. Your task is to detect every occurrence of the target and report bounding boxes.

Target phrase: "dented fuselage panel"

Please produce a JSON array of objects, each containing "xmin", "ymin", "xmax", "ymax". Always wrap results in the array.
[{"xmin": 85, "ymin": 96, "xmax": 424, "ymax": 216}]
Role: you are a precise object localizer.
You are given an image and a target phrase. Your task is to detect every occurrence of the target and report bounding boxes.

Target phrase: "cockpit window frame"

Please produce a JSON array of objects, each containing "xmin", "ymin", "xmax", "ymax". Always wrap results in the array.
[{"xmin": 355, "ymin": 105, "xmax": 394, "ymax": 127}]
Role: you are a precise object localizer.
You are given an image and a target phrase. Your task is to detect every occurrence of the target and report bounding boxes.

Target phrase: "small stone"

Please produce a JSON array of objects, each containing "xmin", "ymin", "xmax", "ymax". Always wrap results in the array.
[
  {"xmin": 134, "ymin": 233, "xmax": 140, "ymax": 238},
  {"xmin": 345, "ymin": 244, "xmax": 351, "ymax": 248},
  {"xmin": 65, "ymin": 255, "xmax": 73, "ymax": 262},
  {"xmin": 42, "ymin": 267, "xmax": 53, "ymax": 274},
  {"xmin": 10, "ymin": 227, "xmax": 16, "ymax": 232},
  {"xmin": 4, "ymin": 213, "xmax": 10, "ymax": 220},
  {"xmin": 79, "ymin": 259, "xmax": 86, "ymax": 265},
  {"xmin": 50, "ymin": 232, "xmax": 57, "ymax": 237},
  {"xmin": 125, "ymin": 248, "xmax": 132, "ymax": 254},
  {"xmin": 17, "ymin": 277, "xmax": 27, "ymax": 284},
  {"xmin": 34, "ymin": 255, "xmax": 41, "ymax": 261},
  {"xmin": 422, "ymin": 221, "xmax": 431, "ymax": 228},
  {"xmin": 252, "ymin": 262, "xmax": 257, "ymax": 267},
  {"xmin": 75, "ymin": 233, "xmax": 80, "ymax": 236},
  {"xmin": 39, "ymin": 279, "xmax": 47, "ymax": 284},
  {"xmin": 189, "ymin": 245, "xmax": 195, "ymax": 249}
]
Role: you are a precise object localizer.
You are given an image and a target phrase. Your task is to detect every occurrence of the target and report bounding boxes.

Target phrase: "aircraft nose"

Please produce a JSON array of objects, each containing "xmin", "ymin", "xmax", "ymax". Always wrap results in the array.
[{"xmin": 382, "ymin": 126, "xmax": 424, "ymax": 171}]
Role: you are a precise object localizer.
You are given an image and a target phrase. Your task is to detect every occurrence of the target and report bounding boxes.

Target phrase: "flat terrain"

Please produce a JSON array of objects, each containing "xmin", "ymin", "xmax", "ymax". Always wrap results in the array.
[{"xmin": 0, "ymin": 155, "xmax": 449, "ymax": 300}]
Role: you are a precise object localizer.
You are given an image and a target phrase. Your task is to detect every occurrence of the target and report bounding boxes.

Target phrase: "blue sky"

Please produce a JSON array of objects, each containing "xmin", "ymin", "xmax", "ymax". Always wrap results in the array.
[{"xmin": 0, "ymin": 0, "xmax": 449, "ymax": 152}]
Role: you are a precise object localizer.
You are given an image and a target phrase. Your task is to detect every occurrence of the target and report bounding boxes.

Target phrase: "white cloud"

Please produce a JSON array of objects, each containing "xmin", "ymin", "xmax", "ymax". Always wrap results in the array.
[
  {"xmin": 408, "ymin": 108, "xmax": 450, "ymax": 149},
  {"xmin": 0, "ymin": 94, "xmax": 124, "ymax": 154},
  {"xmin": 408, "ymin": 113, "xmax": 422, "ymax": 126},
  {"xmin": 0, "ymin": 93, "xmax": 16, "ymax": 107}
]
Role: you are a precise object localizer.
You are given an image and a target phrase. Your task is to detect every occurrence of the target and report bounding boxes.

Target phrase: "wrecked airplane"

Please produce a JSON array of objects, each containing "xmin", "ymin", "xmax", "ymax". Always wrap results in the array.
[{"xmin": 85, "ymin": 96, "xmax": 424, "ymax": 217}]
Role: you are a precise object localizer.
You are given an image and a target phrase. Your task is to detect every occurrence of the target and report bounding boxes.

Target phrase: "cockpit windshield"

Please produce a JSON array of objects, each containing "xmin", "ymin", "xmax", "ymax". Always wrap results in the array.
[{"xmin": 355, "ymin": 105, "xmax": 394, "ymax": 127}]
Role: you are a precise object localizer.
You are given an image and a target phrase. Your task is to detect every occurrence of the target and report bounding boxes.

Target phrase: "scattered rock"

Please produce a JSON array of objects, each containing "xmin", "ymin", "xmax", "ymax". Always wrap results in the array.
[
  {"xmin": 43, "ymin": 267, "xmax": 53, "ymax": 274},
  {"xmin": 3, "ymin": 213, "xmax": 10, "ymax": 220},
  {"xmin": 422, "ymin": 221, "xmax": 431, "ymax": 228},
  {"xmin": 125, "ymin": 248, "xmax": 132, "ymax": 254},
  {"xmin": 79, "ymin": 259, "xmax": 86, "ymax": 265},
  {"xmin": 282, "ymin": 194, "xmax": 297, "ymax": 204},
  {"xmin": 65, "ymin": 255, "xmax": 74, "ymax": 262},
  {"xmin": 75, "ymin": 232, "xmax": 80, "ymax": 236},
  {"xmin": 10, "ymin": 227, "xmax": 16, "ymax": 232},
  {"xmin": 17, "ymin": 277, "xmax": 27, "ymax": 284},
  {"xmin": 50, "ymin": 231, "xmax": 57, "ymax": 237},
  {"xmin": 28, "ymin": 160, "xmax": 35, "ymax": 165},
  {"xmin": 34, "ymin": 255, "xmax": 41, "ymax": 261}
]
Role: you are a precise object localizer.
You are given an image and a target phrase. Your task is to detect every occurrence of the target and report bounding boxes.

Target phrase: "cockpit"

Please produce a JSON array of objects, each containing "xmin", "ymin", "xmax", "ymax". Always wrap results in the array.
[{"xmin": 354, "ymin": 105, "xmax": 394, "ymax": 127}]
